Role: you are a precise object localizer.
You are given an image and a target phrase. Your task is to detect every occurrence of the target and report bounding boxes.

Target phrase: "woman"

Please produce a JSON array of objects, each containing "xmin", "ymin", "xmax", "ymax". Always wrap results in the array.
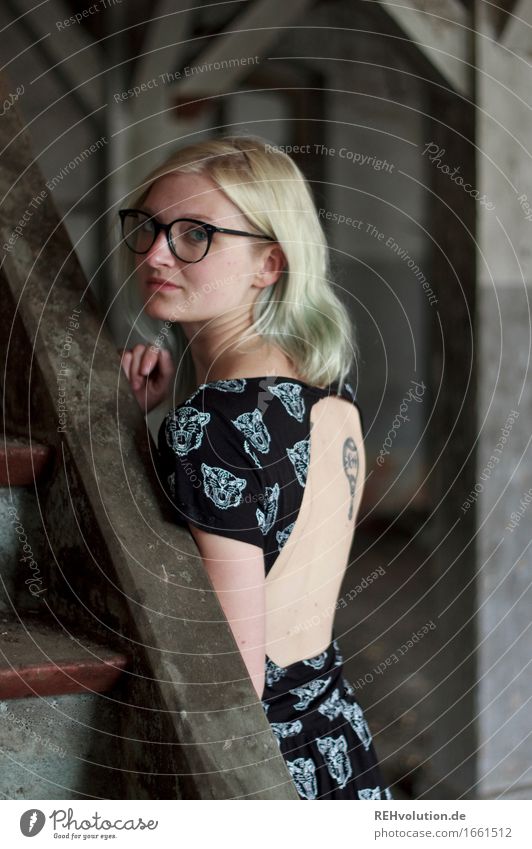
[{"xmin": 119, "ymin": 135, "xmax": 392, "ymax": 800}]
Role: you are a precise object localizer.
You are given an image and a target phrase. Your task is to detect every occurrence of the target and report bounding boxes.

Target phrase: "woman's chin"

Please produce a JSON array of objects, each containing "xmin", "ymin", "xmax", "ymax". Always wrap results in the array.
[{"xmin": 141, "ymin": 297, "xmax": 181, "ymax": 321}]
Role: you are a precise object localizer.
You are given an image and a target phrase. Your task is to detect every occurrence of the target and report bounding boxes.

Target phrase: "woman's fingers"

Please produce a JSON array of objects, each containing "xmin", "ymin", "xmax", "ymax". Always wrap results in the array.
[
  {"xmin": 139, "ymin": 346, "xmax": 159, "ymax": 378},
  {"xmin": 157, "ymin": 347, "xmax": 175, "ymax": 378},
  {"xmin": 119, "ymin": 344, "xmax": 175, "ymax": 408},
  {"xmin": 130, "ymin": 344, "xmax": 149, "ymax": 389},
  {"xmin": 119, "ymin": 349, "xmax": 132, "ymax": 382}
]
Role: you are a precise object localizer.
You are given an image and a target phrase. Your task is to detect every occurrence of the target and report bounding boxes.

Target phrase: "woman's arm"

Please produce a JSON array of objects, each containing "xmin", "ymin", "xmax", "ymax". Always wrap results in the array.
[{"xmin": 187, "ymin": 526, "xmax": 266, "ymax": 700}]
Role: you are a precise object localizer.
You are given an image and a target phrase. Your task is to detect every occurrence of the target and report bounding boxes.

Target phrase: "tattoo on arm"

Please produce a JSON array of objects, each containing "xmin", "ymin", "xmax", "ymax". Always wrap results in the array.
[{"xmin": 343, "ymin": 437, "xmax": 359, "ymax": 520}]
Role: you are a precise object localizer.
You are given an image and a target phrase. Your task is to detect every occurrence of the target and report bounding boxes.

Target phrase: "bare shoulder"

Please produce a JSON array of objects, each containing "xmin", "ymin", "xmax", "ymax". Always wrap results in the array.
[{"xmin": 311, "ymin": 393, "xmax": 364, "ymax": 438}]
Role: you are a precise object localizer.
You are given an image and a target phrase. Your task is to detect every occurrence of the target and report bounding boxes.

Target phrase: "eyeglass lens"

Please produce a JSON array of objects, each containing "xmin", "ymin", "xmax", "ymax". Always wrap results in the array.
[{"xmin": 121, "ymin": 211, "xmax": 210, "ymax": 262}]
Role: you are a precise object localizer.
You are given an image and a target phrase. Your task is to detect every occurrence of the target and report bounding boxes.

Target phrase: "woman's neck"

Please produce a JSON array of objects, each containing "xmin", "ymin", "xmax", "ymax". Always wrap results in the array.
[{"xmin": 191, "ymin": 342, "xmax": 301, "ymax": 385}]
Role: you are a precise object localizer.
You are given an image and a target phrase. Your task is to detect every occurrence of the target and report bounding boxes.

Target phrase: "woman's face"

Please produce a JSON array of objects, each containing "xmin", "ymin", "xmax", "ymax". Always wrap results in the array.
[{"xmin": 133, "ymin": 171, "xmax": 281, "ymax": 325}]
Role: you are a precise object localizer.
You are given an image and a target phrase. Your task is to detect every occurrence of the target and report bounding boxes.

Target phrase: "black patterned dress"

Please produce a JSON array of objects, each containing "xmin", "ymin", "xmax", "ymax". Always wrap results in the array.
[{"xmin": 156, "ymin": 375, "xmax": 393, "ymax": 800}]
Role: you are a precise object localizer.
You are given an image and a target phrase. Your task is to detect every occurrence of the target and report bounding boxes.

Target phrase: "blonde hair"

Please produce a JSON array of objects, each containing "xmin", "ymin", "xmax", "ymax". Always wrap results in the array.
[{"xmin": 116, "ymin": 134, "xmax": 359, "ymax": 400}]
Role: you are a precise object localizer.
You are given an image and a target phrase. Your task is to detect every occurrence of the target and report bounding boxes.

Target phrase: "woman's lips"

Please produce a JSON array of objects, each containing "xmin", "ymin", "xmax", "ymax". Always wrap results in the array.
[{"xmin": 146, "ymin": 278, "xmax": 181, "ymax": 291}]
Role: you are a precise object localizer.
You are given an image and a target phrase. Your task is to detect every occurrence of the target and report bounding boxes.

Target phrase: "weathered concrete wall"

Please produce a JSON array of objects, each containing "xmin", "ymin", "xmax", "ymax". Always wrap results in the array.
[{"xmin": 475, "ymin": 2, "xmax": 532, "ymax": 799}]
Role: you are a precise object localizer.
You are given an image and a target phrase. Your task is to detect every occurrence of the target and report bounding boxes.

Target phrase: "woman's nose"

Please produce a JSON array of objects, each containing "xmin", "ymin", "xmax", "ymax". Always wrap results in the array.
[{"xmin": 145, "ymin": 230, "xmax": 175, "ymax": 265}]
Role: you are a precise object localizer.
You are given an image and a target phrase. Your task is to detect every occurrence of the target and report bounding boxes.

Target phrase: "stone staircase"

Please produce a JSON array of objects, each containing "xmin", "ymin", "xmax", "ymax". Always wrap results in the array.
[{"xmin": 0, "ymin": 439, "xmax": 129, "ymax": 799}]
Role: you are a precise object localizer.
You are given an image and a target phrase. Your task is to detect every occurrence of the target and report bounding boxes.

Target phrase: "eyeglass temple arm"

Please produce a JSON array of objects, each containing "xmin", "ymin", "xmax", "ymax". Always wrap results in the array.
[{"xmin": 212, "ymin": 225, "xmax": 275, "ymax": 241}]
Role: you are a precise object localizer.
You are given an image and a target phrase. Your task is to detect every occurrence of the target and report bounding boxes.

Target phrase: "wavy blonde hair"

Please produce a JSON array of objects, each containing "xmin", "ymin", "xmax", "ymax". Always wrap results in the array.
[{"xmin": 116, "ymin": 134, "xmax": 358, "ymax": 400}]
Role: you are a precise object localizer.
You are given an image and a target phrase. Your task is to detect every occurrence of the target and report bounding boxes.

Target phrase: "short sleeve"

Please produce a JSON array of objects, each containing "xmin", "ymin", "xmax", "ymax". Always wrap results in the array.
[
  {"xmin": 340, "ymin": 382, "xmax": 365, "ymax": 438},
  {"xmin": 156, "ymin": 395, "xmax": 265, "ymax": 548}
]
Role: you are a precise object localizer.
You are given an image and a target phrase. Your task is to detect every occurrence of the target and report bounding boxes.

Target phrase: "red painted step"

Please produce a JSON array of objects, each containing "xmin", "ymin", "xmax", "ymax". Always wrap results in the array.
[
  {"xmin": 0, "ymin": 611, "xmax": 128, "ymax": 699},
  {"xmin": 0, "ymin": 438, "xmax": 54, "ymax": 487}
]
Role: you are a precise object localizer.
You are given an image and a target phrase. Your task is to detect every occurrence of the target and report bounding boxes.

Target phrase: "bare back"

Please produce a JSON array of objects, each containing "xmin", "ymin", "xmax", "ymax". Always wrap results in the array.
[{"xmin": 264, "ymin": 394, "xmax": 365, "ymax": 666}]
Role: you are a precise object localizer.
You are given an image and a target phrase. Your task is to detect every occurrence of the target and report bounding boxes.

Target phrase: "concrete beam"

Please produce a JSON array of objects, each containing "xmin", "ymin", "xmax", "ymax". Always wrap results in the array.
[
  {"xmin": 131, "ymin": 0, "xmax": 194, "ymax": 94},
  {"xmin": 6, "ymin": 0, "xmax": 104, "ymax": 115},
  {"xmin": 473, "ymin": 0, "xmax": 532, "ymax": 800},
  {"xmin": 499, "ymin": 0, "xmax": 532, "ymax": 55},
  {"xmin": 376, "ymin": 0, "xmax": 473, "ymax": 97},
  {"xmin": 120, "ymin": 0, "xmax": 196, "ymax": 184},
  {"xmin": 169, "ymin": 0, "xmax": 315, "ymax": 98}
]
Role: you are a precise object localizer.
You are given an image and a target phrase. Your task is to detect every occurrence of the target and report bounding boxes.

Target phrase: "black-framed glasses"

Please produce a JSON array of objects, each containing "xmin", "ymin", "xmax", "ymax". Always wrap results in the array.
[{"xmin": 118, "ymin": 208, "xmax": 275, "ymax": 263}]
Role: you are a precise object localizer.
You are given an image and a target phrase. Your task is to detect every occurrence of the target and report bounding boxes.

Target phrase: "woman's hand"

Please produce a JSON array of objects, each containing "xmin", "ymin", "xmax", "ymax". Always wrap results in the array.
[{"xmin": 118, "ymin": 344, "xmax": 176, "ymax": 413}]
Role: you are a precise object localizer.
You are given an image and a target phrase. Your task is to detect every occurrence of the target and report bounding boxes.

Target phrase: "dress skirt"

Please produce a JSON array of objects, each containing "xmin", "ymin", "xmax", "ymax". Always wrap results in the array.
[{"xmin": 261, "ymin": 634, "xmax": 393, "ymax": 800}]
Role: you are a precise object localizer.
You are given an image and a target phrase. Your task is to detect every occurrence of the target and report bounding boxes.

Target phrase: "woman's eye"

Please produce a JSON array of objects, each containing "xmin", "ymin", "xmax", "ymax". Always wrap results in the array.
[{"xmin": 186, "ymin": 227, "xmax": 207, "ymax": 242}]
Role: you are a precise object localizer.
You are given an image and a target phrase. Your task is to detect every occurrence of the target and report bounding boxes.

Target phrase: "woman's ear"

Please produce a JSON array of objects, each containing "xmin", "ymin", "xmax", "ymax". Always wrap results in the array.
[{"xmin": 256, "ymin": 243, "xmax": 287, "ymax": 287}]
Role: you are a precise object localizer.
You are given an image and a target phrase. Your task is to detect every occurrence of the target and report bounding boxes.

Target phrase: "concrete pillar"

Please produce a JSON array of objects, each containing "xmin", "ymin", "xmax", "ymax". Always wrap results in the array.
[{"xmin": 474, "ymin": 1, "xmax": 532, "ymax": 799}]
